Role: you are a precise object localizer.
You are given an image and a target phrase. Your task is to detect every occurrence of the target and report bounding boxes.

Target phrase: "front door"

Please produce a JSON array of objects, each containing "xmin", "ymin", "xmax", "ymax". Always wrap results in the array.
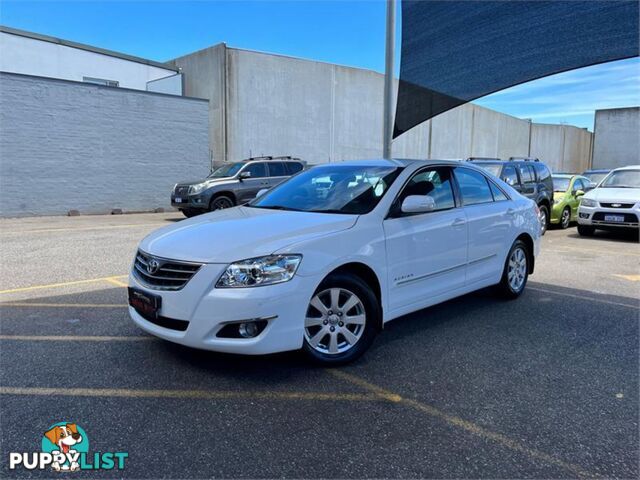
[
  {"xmin": 383, "ymin": 166, "xmax": 468, "ymax": 313},
  {"xmin": 236, "ymin": 162, "xmax": 269, "ymax": 203}
]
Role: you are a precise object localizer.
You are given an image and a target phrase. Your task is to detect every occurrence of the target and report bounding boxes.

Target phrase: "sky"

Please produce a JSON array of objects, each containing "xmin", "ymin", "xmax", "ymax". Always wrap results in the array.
[{"xmin": 1, "ymin": 0, "xmax": 638, "ymax": 131}]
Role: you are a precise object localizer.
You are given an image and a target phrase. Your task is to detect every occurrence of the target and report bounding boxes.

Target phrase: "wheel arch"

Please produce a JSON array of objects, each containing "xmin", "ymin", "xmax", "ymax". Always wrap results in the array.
[
  {"xmin": 209, "ymin": 190, "xmax": 237, "ymax": 206},
  {"xmin": 515, "ymin": 232, "xmax": 535, "ymax": 274},
  {"xmin": 325, "ymin": 262, "xmax": 384, "ymax": 329}
]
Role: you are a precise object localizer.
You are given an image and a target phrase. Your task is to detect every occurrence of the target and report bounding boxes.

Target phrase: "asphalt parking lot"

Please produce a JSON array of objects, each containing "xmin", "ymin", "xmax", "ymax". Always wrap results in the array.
[{"xmin": 0, "ymin": 212, "xmax": 638, "ymax": 479}]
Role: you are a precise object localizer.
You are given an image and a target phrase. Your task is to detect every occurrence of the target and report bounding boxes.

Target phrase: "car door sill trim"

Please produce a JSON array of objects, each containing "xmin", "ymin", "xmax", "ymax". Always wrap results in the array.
[{"xmin": 396, "ymin": 254, "xmax": 497, "ymax": 286}]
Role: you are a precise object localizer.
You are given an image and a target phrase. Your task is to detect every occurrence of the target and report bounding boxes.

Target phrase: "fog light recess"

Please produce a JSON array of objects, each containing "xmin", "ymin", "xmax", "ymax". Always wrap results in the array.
[{"xmin": 217, "ymin": 319, "xmax": 269, "ymax": 339}]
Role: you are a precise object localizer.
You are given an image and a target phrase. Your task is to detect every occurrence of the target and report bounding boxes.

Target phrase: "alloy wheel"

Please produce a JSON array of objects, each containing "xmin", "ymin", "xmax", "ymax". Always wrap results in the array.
[
  {"xmin": 304, "ymin": 288, "xmax": 366, "ymax": 355},
  {"xmin": 211, "ymin": 197, "xmax": 233, "ymax": 210},
  {"xmin": 539, "ymin": 208, "xmax": 548, "ymax": 233},
  {"xmin": 507, "ymin": 247, "xmax": 527, "ymax": 292},
  {"xmin": 561, "ymin": 208, "xmax": 571, "ymax": 229}
]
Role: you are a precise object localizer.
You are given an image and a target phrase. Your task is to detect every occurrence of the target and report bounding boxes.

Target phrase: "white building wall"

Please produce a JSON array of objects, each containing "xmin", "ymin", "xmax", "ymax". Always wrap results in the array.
[
  {"xmin": 0, "ymin": 31, "xmax": 179, "ymax": 93},
  {"xmin": 593, "ymin": 107, "xmax": 640, "ymax": 169}
]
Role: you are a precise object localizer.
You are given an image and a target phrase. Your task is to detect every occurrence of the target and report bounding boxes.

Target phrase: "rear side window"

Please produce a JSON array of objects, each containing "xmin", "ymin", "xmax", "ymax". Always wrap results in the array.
[
  {"xmin": 534, "ymin": 163, "xmax": 551, "ymax": 182},
  {"xmin": 501, "ymin": 165, "xmax": 519, "ymax": 186},
  {"xmin": 268, "ymin": 162, "xmax": 288, "ymax": 177},
  {"xmin": 285, "ymin": 162, "xmax": 304, "ymax": 174},
  {"xmin": 489, "ymin": 182, "xmax": 508, "ymax": 201},
  {"xmin": 517, "ymin": 164, "xmax": 535, "ymax": 184},
  {"xmin": 456, "ymin": 168, "xmax": 494, "ymax": 206}
]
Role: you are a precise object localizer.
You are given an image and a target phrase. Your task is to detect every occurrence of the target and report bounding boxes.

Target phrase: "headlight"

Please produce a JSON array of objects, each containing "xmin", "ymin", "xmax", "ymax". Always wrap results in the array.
[
  {"xmin": 580, "ymin": 198, "xmax": 597, "ymax": 207},
  {"xmin": 189, "ymin": 183, "xmax": 207, "ymax": 195},
  {"xmin": 216, "ymin": 255, "xmax": 302, "ymax": 288}
]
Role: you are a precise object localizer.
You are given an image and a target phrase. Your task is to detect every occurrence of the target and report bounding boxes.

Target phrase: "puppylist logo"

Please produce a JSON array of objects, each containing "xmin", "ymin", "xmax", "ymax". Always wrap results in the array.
[{"xmin": 8, "ymin": 422, "xmax": 128, "ymax": 472}]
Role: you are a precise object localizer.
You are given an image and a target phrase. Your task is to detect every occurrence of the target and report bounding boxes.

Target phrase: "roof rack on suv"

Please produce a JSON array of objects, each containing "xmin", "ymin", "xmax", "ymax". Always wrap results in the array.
[
  {"xmin": 466, "ymin": 157, "xmax": 502, "ymax": 162},
  {"xmin": 509, "ymin": 157, "xmax": 539, "ymax": 162},
  {"xmin": 243, "ymin": 156, "xmax": 303, "ymax": 162}
]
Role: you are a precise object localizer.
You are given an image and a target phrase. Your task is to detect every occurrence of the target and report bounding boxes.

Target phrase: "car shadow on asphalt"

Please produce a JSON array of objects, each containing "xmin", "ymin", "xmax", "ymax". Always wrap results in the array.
[{"xmin": 565, "ymin": 228, "xmax": 639, "ymax": 243}]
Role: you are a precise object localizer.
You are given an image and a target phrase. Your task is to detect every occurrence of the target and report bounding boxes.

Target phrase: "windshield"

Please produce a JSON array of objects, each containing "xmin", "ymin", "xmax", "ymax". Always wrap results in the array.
[
  {"xmin": 475, "ymin": 163, "xmax": 502, "ymax": 177},
  {"xmin": 600, "ymin": 170, "xmax": 640, "ymax": 188},
  {"xmin": 208, "ymin": 162, "xmax": 243, "ymax": 178},
  {"xmin": 552, "ymin": 176, "xmax": 571, "ymax": 192},
  {"xmin": 584, "ymin": 172, "xmax": 608, "ymax": 185},
  {"xmin": 249, "ymin": 165, "xmax": 401, "ymax": 214}
]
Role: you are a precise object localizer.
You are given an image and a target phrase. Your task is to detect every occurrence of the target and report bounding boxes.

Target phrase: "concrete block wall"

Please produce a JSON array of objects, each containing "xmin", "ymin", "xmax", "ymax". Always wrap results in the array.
[
  {"xmin": 592, "ymin": 107, "xmax": 640, "ymax": 169},
  {"xmin": 0, "ymin": 72, "xmax": 209, "ymax": 217},
  {"xmin": 175, "ymin": 45, "xmax": 592, "ymax": 172}
]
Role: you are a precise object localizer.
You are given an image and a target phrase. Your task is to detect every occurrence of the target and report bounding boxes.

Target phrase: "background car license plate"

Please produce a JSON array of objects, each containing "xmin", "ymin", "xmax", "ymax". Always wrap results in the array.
[
  {"xmin": 175, "ymin": 197, "xmax": 182, "ymax": 203},
  {"xmin": 128, "ymin": 287, "xmax": 161, "ymax": 320},
  {"xmin": 604, "ymin": 214, "xmax": 624, "ymax": 223}
]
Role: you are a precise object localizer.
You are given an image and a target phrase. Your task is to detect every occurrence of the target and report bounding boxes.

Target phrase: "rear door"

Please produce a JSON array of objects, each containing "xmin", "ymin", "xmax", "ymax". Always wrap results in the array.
[
  {"xmin": 265, "ymin": 162, "xmax": 289, "ymax": 189},
  {"xmin": 383, "ymin": 166, "xmax": 468, "ymax": 312},
  {"xmin": 454, "ymin": 167, "xmax": 512, "ymax": 286}
]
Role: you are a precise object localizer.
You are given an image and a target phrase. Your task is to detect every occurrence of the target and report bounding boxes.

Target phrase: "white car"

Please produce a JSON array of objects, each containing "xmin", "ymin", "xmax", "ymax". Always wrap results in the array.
[
  {"xmin": 128, "ymin": 159, "xmax": 541, "ymax": 364},
  {"xmin": 577, "ymin": 165, "xmax": 640, "ymax": 236}
]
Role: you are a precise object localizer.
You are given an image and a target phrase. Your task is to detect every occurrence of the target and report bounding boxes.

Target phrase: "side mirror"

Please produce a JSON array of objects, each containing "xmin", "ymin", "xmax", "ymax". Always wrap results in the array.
[
  {"xmin": 504, "ymin": 177, "xmax": 516, "ymax": 187},
  {"xmin": 575, "ymin": 189, "xmax": 585, "ymax": 197},
  {"xmin": 239, "ymin": 171, "xmax": 252, "ymax": 180},
  {"xmin": 401, "ymin": 195, "xmax": 436, "ymax": 214},
  {"xmin": 256, "ymin": 188, "xmax": 269, "ymax": 199}
]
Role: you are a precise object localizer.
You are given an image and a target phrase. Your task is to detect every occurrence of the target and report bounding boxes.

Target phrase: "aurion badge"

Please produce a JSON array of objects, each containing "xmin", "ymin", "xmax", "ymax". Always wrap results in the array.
[{"xmin": 146, "ymin": 259, "xmax": 160, "ymax": 275}]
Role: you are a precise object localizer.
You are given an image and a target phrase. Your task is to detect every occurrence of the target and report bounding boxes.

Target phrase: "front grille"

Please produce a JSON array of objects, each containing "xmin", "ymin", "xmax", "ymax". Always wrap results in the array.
[
  {"xmin": 133, "ymin": 250, "xmax": 202, "ymax": 290},
  {"xmin": 174, "ymin": 185, "xmax": 190, "ymax": 196},
  {"xmin": 600, "ymin": 202, "xmax": 635, "ymax": 209}
]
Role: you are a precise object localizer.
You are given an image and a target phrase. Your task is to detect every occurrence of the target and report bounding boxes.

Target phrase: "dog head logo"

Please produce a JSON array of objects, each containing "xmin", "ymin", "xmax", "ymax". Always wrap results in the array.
[{"xmin": 41, "ymin": 422, "xmax": 89, "ymax": 472}]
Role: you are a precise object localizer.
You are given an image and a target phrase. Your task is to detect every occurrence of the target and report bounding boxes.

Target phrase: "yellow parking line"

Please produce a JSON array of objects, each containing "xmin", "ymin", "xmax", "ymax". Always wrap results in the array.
[
  {"xmin": 0, "ymin": 335, "xmax": 152, "ymax": 342},
  {"xmin": 0, "ymin": 302, "xmax": 126, "ymax": 308},
  {"xmin": 104, "ymin": 277, "xmax": 128, "ymax": 288},
  {"xmin": 0, "ymin": 275, "xmax": 127, "ymax": 294},
  {"xmin": 330, "ymin": 370, "xmax": 596, "ymax": 479},
  {"xmin": 0, "ymin": 386, "xmax": 387, "ymax": 403},
  {"xmin": 0, "ymin": 223, "xmax": 166, "ymax": 235},
  {"xmin": 612, "ymin": 274, "xmax": 640, "ymax": 282},
  {"xmin": 528, "ymin": 286, "xmax": 639, "ymax": 309}
]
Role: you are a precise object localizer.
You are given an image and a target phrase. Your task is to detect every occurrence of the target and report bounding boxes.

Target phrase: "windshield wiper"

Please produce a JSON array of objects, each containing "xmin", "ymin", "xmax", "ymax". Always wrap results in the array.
[{"xmin": 251, "ymin": 205, "xmax": 305, "ymax": 211}]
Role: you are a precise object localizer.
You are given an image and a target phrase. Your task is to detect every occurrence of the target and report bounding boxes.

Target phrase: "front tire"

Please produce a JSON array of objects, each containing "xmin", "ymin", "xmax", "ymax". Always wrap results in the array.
[
  {"xmin": 181, "ymin": 208, "xmax": 200, "ymax": 218},
  {"xmin": 577, "ymin": 225, "xmax": 595, "ymax": 236},
  {"xmin": 497, "ymin": 240, "xmax": 529, "ymax": 299},
  {"xmin": 539, "ymin": 205, "xmax": 549, "ymax": 235},
  {"xmin": 209, "ymin": 195, "xmax": 235, "ymax": 211},
  {"xmin": 302, "ymin": 273, "xmax": 380, "ymax": 366}
]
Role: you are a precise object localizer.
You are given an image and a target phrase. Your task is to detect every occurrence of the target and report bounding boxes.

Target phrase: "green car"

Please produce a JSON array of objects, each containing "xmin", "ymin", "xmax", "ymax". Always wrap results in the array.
[{"xmin": 550, "ymin": 174, "xmax": 590, "ymax": 229}]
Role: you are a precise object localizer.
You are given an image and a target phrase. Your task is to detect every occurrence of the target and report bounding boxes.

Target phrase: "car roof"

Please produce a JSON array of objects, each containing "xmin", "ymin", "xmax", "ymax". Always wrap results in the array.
[
  {"xmin": 583, "ymin": 169, "xmax": 610, "ymax": 173},
  {"xmin": 313, "ymin": 159, "xmax": 466, "ymax": 168},
  {"xmin": 612, "ymin": 165, "xmax": 640, "ymax": 171}
]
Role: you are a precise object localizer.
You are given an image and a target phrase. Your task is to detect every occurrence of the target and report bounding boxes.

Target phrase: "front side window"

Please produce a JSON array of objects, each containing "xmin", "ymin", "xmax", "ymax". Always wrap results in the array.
[
  {"xmin": 456, "ymin": 168, "xmax": 494, "ymax": 206},
  {"xmin": 243, "ymin": 162, "xmax": 267, "ymax": 178},
  {"xmin": 600, "ymin": 170, "xmax": 640, "ymax": 188},
  {"xmin": 249, "ymin": 165, "xmax": 401, "ymax": 214},
  {"xmin": 397, "ymin": 167, "xmax": 456, "ymax": 212},
  {"xmin": 572, "ymin": 178, "xmax": 585, "ymax": 192}
]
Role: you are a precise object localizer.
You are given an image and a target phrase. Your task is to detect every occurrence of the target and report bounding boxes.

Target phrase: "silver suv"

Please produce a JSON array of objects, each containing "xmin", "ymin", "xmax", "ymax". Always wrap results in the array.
[{"xmin": 172, "ymin": 156, "xmax": 306, "ymax": 217}]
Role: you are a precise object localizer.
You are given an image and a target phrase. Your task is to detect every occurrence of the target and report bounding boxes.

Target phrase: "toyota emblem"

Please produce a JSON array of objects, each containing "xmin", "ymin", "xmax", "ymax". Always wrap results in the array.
[{"xmin": 146, "ymin": 259, "xmax": 160, "ymax": 275}]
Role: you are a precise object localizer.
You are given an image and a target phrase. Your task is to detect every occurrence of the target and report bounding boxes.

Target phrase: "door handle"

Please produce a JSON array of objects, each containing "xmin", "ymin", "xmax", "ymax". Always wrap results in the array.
[
  {"xmin": 506, "ymin": 208, "xmax": 516, "ymax": 216},
  {"xmin": 451, "ymin": 218, "xmax": 466, "ymax": 227}
]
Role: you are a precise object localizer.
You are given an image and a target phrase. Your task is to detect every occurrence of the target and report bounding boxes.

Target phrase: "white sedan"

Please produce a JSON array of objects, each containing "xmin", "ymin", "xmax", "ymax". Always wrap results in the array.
[{"xmin": 128, "ymin": 159, "xmax": 541, "ymax": 364}]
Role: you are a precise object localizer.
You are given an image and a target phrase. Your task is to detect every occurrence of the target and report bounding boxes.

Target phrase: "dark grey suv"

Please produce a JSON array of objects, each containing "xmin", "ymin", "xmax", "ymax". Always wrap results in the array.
[
  {"xmin": 172, "ymin": 156, "xmax": 306, "ymax": 217},
  {"xmin": 468, "ymin": 157, "xmax": 554, "ymax": 234}
]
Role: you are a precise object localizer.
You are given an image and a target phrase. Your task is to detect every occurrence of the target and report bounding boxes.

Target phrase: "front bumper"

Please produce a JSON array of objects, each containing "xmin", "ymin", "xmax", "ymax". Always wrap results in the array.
[
  {"xmin": 171, "ymin": 194, "xmax": 208, "ymax": 210},
  {"xmin": 578, "ymin": 204, "xmax": 639, "ymax": 229},
  {"xmin": 128, "ymin": 264, "xmax": 317, "ymax": 355}
]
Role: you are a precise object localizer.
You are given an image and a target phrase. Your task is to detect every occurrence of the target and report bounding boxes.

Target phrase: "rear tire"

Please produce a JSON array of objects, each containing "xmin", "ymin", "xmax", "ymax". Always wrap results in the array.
[
  {"xmin": 560, "ymin": 207, "xmax": 571, "ymax": 229},
  {"xmin": 539, "ymin": 205, "xmax": 549, "ymax": 235},
  {"xmin": 302, "ymin": 273, "xmax": 380, "ymax": 366},
  {"xmin": 577, "ymin": 225, "xmax": 595, "ymax": 236},
  {"xmin": 497, "ymin": 239, "xmax": 529, "ymax": 299}
]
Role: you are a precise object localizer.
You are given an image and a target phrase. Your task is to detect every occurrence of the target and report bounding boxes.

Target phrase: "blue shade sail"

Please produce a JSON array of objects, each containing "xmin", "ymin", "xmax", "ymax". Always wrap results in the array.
[{"xmin": 394, "ymin": 0, "xmax": 640, "ymax": 138}]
